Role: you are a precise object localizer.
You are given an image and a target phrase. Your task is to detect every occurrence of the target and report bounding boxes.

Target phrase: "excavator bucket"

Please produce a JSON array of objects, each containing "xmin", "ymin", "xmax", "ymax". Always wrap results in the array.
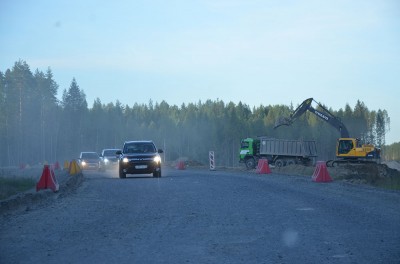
[{"xmin": 274, "ymin": 117, "xmax": 293, "ymax": 129}]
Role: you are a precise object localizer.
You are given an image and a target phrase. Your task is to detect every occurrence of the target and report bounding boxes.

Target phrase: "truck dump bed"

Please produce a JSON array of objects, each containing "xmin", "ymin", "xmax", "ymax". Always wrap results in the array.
[{"xmin": 259, "ymin": 137, "xmax": 317, "ymax": 157}]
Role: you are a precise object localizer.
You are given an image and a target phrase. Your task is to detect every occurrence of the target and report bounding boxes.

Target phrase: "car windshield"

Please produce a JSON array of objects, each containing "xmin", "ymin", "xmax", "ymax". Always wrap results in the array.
[
  {"xmin": 103, "ymin": 150, "xmax": 119, "ymax": 156},
  {"xmin": 81, "ymin": 152, "xmax": 99, "ymax": 159},
  {"xmin": 124, "ymin": 143, "xmax": 156, "ymax": 154}
]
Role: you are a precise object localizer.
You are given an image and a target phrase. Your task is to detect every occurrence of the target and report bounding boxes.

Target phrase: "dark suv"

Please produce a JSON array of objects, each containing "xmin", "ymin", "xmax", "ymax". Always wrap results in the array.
[{"xmin": 116, "ymin": 141, "xmax": 163, "ymax": 178}]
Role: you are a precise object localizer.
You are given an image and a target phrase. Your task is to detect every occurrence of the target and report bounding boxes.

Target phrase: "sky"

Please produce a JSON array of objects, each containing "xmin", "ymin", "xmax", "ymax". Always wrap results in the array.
[{"xmin": 1, "ymin": 0, "xmax": 399, "ymax": 144}]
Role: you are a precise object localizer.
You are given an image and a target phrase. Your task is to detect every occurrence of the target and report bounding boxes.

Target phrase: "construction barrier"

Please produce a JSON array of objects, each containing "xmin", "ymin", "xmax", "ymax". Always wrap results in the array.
[
  {"xmin": 53, "ymin": 161, "xmax": 60, "ymax": 170},
  {"xmin": 312, "ymin": 161, "xmax": 332, "ymax": 182},
  {"xmin": 176, "ymin": 160, "xmax": 185, "ymax": 170},
  {"xmin": 63, "ymin": 160, "xmax": 70, "ymax": 170},
  {"xmin": 209, "ymin": 151, "xmax": 216, "ymax": 171},
  {"xmin": 69, "ymin": 160, "xmax": 81, "ymax": 175},
  {"xmin": 36, "ymin": 165, "xmax": 59, "ymax": 192},
  {"xmin": 256, "ymin": 159, "xmax": 271, "ymax": 174}
]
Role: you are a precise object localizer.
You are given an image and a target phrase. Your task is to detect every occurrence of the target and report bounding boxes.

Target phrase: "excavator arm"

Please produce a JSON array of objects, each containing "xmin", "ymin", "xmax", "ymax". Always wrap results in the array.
[{"xmin": 274, "ymin": 98, "xmax": 350, "ymax": 138}]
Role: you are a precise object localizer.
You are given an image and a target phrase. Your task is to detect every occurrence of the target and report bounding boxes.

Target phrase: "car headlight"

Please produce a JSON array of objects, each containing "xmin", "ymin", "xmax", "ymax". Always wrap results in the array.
[
  {"xmin": 154, "ymin": 156, "xmax": 161, "ymax": 163},
  {"xmin": 104, "ymin": 158, "xmax": 109, "ymax": 163},
  {"xmin": 122, "ymin": 157, "xmax": 129, "ymax": 163},
  {"xmin": 81, "ymin": 161, "xmax": 86, "ymax": 166}
]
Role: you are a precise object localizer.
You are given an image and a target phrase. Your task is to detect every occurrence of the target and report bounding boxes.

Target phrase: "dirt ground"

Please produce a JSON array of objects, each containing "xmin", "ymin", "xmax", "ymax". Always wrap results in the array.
[{"xmin": 272, "ymin": 161, "xmax": 400, "ymax": 187}]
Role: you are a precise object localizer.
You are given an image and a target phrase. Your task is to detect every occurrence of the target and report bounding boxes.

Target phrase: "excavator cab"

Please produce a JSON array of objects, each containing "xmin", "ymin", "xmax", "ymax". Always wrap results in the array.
[
  {"xmin": 337, "ymin": 138, "xmax": 381, "ymax": 161},
  {"xmin": 337, "ymin": 139, "xmax": 353, "ymax": 155}
]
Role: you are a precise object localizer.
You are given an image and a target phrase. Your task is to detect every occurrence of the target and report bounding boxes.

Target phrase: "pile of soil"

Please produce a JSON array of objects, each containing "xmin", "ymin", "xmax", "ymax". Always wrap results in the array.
[
  {"xmin": 384, "ymin": 161, "xmax": 400, "ymax": 171},
  {"xmin": 272, "ymin": 162, "xmax": 400, "ymax": 188}
]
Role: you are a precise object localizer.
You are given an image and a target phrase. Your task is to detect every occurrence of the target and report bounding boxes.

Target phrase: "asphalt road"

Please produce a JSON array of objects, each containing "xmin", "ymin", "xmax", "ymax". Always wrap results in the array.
[{"xmin": 1, "ymin": 166, "xmax": 399, "ymax": 263}]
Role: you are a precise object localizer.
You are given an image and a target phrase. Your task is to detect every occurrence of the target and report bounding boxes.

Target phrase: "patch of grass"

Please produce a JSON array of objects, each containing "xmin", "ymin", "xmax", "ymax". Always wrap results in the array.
[
  {"xmin": 374, "ymin": 177, "xmax": 400, "ymax": 190},
  {"xmin": 0, "ymin": 177, "xmax": 36, "ymax": 200}
]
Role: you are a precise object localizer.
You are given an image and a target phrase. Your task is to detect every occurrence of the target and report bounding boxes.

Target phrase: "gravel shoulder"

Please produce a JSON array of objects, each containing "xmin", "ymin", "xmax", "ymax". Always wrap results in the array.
[{"xmin": 0, "ymin": 168, "xmax": 84, "ymax": 215}]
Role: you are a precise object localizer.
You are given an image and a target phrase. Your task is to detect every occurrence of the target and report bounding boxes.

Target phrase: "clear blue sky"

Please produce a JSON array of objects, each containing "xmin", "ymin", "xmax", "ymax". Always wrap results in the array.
[{"xmin": 1, "ymin": 0, "xmax": 399, "ymax": 144}]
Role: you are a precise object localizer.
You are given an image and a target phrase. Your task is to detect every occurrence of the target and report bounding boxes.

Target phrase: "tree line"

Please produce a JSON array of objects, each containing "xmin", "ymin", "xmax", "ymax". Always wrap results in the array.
[{"xmin": 0, "ymin": 60, "xmax": 397, "ymax": 167}]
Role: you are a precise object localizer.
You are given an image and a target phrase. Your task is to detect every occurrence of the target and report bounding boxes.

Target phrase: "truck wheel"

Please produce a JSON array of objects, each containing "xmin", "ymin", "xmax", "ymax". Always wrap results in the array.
[
  {"xmin": 153, "ymin": 169, "xmax": 162, "ymax": 178},
  {"xmin": 275, "ymin": 159, "xmax": 284, "ymax": 168},
  {"xmin": 286, "ymin": 160, "xmax": 295, "ymax": 166},
  {"xmin": 245, "ymin": 158, "xmax": 256, "ymax": 169}
]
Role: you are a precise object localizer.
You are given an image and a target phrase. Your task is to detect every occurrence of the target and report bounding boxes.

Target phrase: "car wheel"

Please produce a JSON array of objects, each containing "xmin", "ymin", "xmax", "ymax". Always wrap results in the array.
[
  {"xmin": 153, "ymin": 169, "xmax": 161, "ymax": 178},
  {"xmin": 119, "ymin": 167, "xmax": 126, "ymax": 179}
]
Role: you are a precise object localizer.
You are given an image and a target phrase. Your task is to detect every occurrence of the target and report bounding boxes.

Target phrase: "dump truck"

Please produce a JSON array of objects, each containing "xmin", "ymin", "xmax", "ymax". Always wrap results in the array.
[{"xmin": 239, "ymin": 137, "xmax": 317, "ymax": 169}]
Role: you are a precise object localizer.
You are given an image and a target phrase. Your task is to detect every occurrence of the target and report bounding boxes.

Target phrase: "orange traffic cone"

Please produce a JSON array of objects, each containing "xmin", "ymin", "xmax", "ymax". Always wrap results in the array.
[
  {"xmin": 36, "ymin": 165, "xmax": 59, "ymax": 192},
  {"xmin": 63, "ymin": 160, "xmax": 69, "ymax": 170},
  {"xmin": 176, "ymin": 160, "xmax": 185, "ymax": 170},
  {"xmin": 312, "ymin": 161, "xmax": 332, "ymax": 182},
  {"xmin": 69, "ymin": 160, "xmax": 81, "ymax": 175},
  {"xmin": 256, "ymin": 159, "xmax": 271, "ymax": 174}
]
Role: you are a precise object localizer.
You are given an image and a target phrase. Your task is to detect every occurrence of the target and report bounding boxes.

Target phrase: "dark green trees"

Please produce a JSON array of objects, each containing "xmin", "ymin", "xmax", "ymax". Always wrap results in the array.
[
  {"xmin": 0, "ymin": 60, "xmax": 397, "ymax": 166},
  {"xmin": 0, "ymin": 61, "xmax": 61, "ymax": 165},
  {"xmin": 59, "ymin": 78, "xmax": 88, "ymax": 160}
]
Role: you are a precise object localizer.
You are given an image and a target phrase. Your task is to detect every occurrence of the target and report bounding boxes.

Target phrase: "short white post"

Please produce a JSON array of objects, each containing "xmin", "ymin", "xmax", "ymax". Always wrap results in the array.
[{"xmin": 209, "ymin": 151, "xmax": 216, "ymax": 171}]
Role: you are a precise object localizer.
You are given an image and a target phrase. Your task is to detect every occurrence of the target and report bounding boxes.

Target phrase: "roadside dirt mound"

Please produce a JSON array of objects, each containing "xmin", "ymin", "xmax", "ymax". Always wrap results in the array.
[
  {"xmin": 272, "ymin": 163, "xmax": 400, "ymax": 187},
  {"xmin": 384, "ymin": 161, "xmax": 400, "ymax": 171}
]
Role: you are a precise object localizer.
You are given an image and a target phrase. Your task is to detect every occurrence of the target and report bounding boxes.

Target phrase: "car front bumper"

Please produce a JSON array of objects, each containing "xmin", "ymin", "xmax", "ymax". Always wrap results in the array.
[{"xmin": 120, "ymin": 161, "xmax": 161, "ymax": 174}]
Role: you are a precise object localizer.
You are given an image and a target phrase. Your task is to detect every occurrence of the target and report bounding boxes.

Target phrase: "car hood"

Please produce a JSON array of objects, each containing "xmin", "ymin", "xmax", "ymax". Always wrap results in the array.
[
  {"xmin": 103, "ymin": 156, "xmax": 118, "ymax": 160},
  {"xmin": 123, "ymin": 153, "xmax": 158, "ymax": 159},
  {"xmin": 81, "ymin": 158, "xmax": 99, "ymax": 162}
]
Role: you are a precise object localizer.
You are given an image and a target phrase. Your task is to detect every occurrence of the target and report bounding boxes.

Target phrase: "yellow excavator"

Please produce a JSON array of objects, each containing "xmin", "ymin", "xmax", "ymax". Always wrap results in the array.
[{"xmin": 274, "ymin": 98, "xmax": 381, "ymax": 167}]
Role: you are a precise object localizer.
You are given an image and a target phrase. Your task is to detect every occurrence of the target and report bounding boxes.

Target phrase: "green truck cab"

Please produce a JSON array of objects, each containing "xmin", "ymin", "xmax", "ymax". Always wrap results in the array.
[{"xmin": 239, "ymin": 138, "xmax": 260, "ymax": 169}]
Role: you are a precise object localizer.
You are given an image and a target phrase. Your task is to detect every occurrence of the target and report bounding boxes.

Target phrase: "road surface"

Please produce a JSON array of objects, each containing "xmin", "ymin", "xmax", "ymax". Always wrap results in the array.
[{"xmin": 1, "ymin": 167, "xmax": 399, "ymax": 263}]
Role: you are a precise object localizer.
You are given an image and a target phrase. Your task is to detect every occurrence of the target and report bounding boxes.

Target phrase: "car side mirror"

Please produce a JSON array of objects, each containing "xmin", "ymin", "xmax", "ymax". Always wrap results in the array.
[
  {"xmin": 158, "ymin": 149, "xmax": 164, "ymax": 154},
  {"xmin": 116, "ymin": 150, "xmax": 122, "ymax": 155}
]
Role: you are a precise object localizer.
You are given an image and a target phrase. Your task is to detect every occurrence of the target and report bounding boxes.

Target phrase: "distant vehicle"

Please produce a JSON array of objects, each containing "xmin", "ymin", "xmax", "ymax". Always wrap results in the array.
[
  {"xmin": 100, "ymin": 148, "xmax": 121, "ymax": 170},
  {"xmin": 79, "ymin": 152, "xmax": 101, "ymax": 170},
  {"xmin": 116, "ymin": 141, "xmax": 163, "ymax": 178}
]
